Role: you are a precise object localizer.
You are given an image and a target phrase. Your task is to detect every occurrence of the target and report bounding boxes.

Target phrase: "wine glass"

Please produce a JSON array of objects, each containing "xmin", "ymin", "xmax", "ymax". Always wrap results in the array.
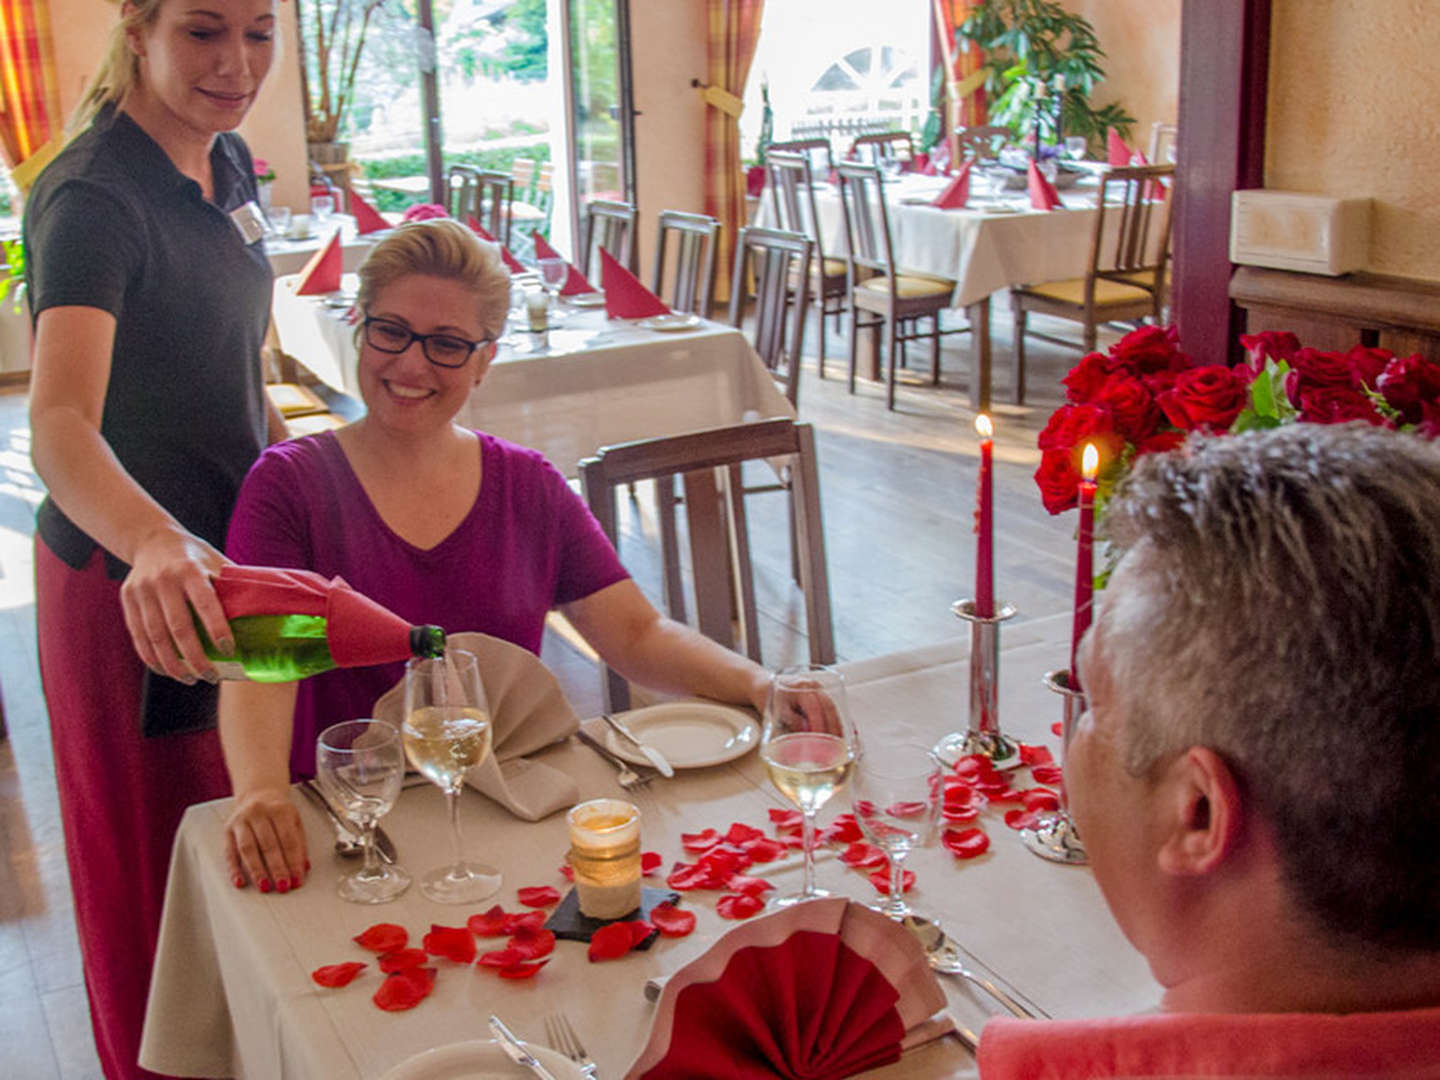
[
  {"xmin": 315, "ymin": 719, "xmax": 410, "ymax": 904},
  {"xmin": 311, "ymin": 191, "xmax": 336, "ymax": 223},
  {"xmin": 538, "ymin": 256, "xmax": 567, "ymax": 310},
  {"xmin": 402, "ymin": 648, "xmax": 499, "ymax": 903},
  {"xmin": 760, "ymin": 664, "xmax": 860, "ymax": 907},
  {"xmin": 851, "ymin": 743, "xmax": 942, "ymax": 922},
  {"xmin": 1064, "ymin": 135, "xmax": 1088, "ymax": 162}
]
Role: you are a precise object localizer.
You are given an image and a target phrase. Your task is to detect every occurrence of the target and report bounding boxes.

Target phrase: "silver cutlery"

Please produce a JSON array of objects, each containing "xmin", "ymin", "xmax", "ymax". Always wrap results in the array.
[
  {"xmin": 574, "ymin": 728, "xmax": 654, "ymax": 790},
  {"xmin": 543, "ymin": 1011, "xmax": 597, "ymax": 1076},
  {"xmin": 906, "ymin": 917, "xmax": 1047, "ymax": 1019},
  {"xmin": 297, "ymin": 779, "xmax": 397, "ymax": 864},
  {"xmin": 601, "ymin": 713, "xmax": 674, "ymax": 777},
  {"xmin": 489, "ymin": 1015, "xmax": 558, "ymax": 1080}
]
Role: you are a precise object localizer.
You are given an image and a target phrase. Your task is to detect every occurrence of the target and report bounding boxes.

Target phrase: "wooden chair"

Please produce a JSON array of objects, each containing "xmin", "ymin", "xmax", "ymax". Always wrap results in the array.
[
  {"xmin": 728, "ymin": 225, "xmax": 812, "ymax": 408},
  {"xmin": 766, "ymin": 137, "xmax": 834, "ymax": 177},
  {"xmin": 651, "ymin": 210, "xmax": 721, "ymax": 318},
  {"xmin": 766, "ymin": 149, "xmax": 847, "ymax": 378},
  {"xmin": 835, "ymin": 161, "xmax": 964, "ymax": 410},
  {"xmin": 850, "ymin": 130, "xmax": 914, "ymax": 168},
  {"xmin": 447, "ymin": 166, "xmax": 514, "ymax": 245},
  {"xmin": 579, "ymin": 418, "xmax": 836, "ymax": 711},
  {"xmin": 1148, "ymin": 122, "xmax": 1179, "ymax": 164},
  {"xmin": 954, "ymin": 124, "xmax": 1012, "ymax": 161},
  {"xmin": 580, "ymin": 199, "xmax": 638, "ymax": 280},
  {"xmin": 1010, "ymin": 163, "xmax": 1176, "ymax": 403}
]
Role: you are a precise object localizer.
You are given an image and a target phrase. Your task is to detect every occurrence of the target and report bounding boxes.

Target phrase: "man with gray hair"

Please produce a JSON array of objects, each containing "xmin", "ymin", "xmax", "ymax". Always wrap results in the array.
[{"xmin": 978, "ymin": 423, "xmax": 1440, "ymax": 1075}]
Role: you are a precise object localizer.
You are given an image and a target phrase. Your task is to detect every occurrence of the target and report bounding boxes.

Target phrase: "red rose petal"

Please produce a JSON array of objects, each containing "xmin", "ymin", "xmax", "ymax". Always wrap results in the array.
[
  {"xmin": 649, "ymin": 901, "xmax": 697, "ymax": 937},
  {"xmin": 467, "ymin": 906, "xmax": 511, "ymax": 937},
  {"xmin": 817, "ymin": 817, "xmax": 863, "ymax": 844},
  {"xmin": 725, "ymin": 873, "xmax": 774, "ymax": 897},
  {"xmin": 516, "ymin": 886, "xmax": 562, "ymax": 908},
  {"xmin": 1051, "ymin": 722, "xmax": 1064, "ymax": 737},
  {"xmin": 666, "ymin": 861, "xmax": 715, "ymax": 891},
  {"xmin": 373, "ymin": 967, "xmax": 435, "ymax": 1011},
  {"xmin": 507, "ymin": 911, "xmax": 546, "ymax": 935},
  {"xmin": 1019, "ymin": 743, "xmax": 1054, "ymax": 766},
  {"xmin": 588, "ymin": 921, "xmax": 640, "ymax": 961},
  {"xmin": 353, "ymin": 923, "xmax": 408, "ymax": 953},
  {"xmin": 497, "ymin": 960, "xmax": 548, "ymax": 979},
  {"xmin": 641, "ymin": 851, "xmax": 663, "ymax": 875},
  {"xmin": 867, "ymin": 868, "xmax": 916, "ymax": 893},
  {"xmin": 312, "ymin": 961, "xmax": 367, "ymax": 987},
  {"xmin": 478, "ymin": 947, "xmax": 527, "ymax": 968},
  {"xmin": 378, "ymin": 948, "xmax": 429, "ymax": 972},
  {"xmin": 724, "ymin": 822, "xmax": 765, "ymax": 845},
  {"xmin": 559, "ymin": 865, "xmax": 575, "ymax": 882},
  {"xmin": 738, "ymin": 836, "xmax": 787, "ymax": 863},
  {"xmin": 943, "ymin": 826, "xmax": 990, "ymax": 859},
  {"xmin": 953, "ymin": 755, "xmax": 1000, "ymax": 784},
  {"xmin": 943, "ymin": 784, "xmax": 986, "ymax": 808},
  {"xmin": 715, "ymin": 892, "xmax": 765, "ymax": 919},
  {"xmin": 885, "ymin": 800, "xmax": 929, "ymax": 818},
  {"xmin": 681, "ymin": 829, "xmax": 721, "ymax": 852},
  {"xmin": 507, "ymin": 926, "xmax": 556, "ymax": 960},
  {"xmin": 839, "ymin": 841, "xmax": 889, "ymax": 869},
  {"xmin": 940, "ymin": 803, "xmax": 981, "ymax": 823},
  {"xmin": 1022, "ymin": 788, "xmax": 1061, "ymax": 813},
  {"xmin": 1004, "ymin": 809, "xmax": 1045, "ymax": 830},
  {"xmin": 627, "ymin": 920, "xmax": 655, "ymax": 946},
  {"xmin": 985, "ymin": 786, "xmax": 1025, "ymax": 804},
  {"xmin": 1031, "ymin": 765, "xmax": 1064, "ymax": 787},
  {"xmin": 422, "ymin": 925, "xmax": 477, "ymax": 964},
  {"xmin": 768, "ymin": 808, "xmax": 803, "ymax": 834}
]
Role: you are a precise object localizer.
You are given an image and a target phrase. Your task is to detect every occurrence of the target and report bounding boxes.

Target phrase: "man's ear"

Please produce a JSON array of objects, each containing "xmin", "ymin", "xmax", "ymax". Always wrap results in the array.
[{"xmin": 1156, "ymin": 747, "xmax": 1244, "ymax": 876}]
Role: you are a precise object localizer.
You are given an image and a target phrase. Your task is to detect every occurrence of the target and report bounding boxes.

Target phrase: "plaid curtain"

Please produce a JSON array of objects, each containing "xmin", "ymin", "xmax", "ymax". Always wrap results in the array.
[
  {"xmin": 932, "ymin": 0, "xmax": 987, "ymax": 164},
  {"xmin": 0, "ymin": 0, "xmax": 60, "ymax": 186},
  {"xmin": 703, "ymin": 0, "xmax": 764, "ymax": 300}
]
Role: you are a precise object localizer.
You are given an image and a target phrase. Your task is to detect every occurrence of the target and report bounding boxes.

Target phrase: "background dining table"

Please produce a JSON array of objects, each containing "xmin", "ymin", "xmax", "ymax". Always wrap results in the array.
[{"xmin": 139, "ymin": 611, "xmax": 1160, "ymax": 1079}]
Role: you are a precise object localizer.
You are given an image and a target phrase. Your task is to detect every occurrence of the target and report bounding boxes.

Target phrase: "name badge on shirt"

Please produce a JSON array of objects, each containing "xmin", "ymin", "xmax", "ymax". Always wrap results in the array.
[{"xmin": 230, "ymin": 201, "xmax": 267, "ymax": 245}]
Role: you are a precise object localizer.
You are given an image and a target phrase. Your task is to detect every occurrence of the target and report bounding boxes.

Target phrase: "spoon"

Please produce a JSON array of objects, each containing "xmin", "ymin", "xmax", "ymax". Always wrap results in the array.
[
  {"xmin": 296, "ymin": 780, "xmax": 362, "ymax": 858},
  {"xmin": 904, "ymin": 916, "xmax": 1047, "ymax": 1019}
]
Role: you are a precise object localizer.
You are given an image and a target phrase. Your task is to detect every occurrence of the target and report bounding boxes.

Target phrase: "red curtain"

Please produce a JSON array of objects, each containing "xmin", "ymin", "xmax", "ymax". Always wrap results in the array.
[
  {"xmin": 932, "ymin": 0, "xmax": 987, "ymax": 163},
  {"xmin": 0, "ymin": 0, "xmax": 59, "ymax": 185},
  {"xmin": 703, "ymin": 0, "xmax": 764, "ymax": 298}
]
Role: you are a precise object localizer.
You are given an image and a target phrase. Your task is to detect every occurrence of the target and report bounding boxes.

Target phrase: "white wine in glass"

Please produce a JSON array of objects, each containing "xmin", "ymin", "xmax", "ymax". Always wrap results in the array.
[
  {"xmin": 402, "ymin": 648, "xmax": 500, "ymax": 904},
  {"xmin": 316, "ymin": 719, "xmax": 410, "ymax": 904},
  {"xmin": 761, "ymin": 664, "xmax": 859, "ymax": 907}
]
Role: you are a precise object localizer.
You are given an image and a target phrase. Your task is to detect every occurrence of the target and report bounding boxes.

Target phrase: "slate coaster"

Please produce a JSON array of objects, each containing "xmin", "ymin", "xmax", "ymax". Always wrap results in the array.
[{"xmin": 545, "ymin": 886, "xmax": 681, "ymax": 950}]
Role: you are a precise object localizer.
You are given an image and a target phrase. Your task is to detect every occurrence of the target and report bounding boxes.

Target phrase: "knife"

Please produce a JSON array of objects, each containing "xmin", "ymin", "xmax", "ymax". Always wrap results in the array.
[
  {"xmin": 602, "ymin": 713, "xmax": 674, "ymax": 777},
  {"xmin": 488, "ymin": 1015, "xmax": 558, "ymax": 1080},
  {"xmin": 297, "ymin": 779, "xmax": 397, "ymax": 865}
]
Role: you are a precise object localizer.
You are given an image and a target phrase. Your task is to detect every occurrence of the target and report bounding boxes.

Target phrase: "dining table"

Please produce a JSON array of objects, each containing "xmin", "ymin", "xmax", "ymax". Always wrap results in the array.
[
  {"xmin": 269, "ymin": 282, "xmax": 796, "ymax": 476},
  {"xmin": 138, "ymin": 611, "xmax": 1162, "ymax": 1079},
  {"xmin": 264, "ymin": 214, "xmax": 379, "ymax": 277}
]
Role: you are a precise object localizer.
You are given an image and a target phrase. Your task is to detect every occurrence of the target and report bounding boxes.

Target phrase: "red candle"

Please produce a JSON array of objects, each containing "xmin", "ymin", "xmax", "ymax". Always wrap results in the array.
[
  {"xmin": 1070, "ymin": 444, "xmax": 1099, "ymax": 689},
  {"xmin": 975, "ymin": 414, "xmax": 994, "ymax": 618}
]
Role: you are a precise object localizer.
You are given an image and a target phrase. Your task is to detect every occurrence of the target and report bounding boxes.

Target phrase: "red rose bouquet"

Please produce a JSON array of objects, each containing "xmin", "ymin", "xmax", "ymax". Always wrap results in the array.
[{"xmin": 1035, "ymin": 325, "xmax": 1440, "ymax": 517}]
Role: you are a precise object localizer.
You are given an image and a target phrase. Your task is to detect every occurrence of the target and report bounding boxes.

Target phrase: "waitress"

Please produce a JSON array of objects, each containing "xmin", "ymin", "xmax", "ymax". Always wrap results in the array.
[{"xmin": 23, "ymin": 0, "xmax": 284, "ymax": 1076}]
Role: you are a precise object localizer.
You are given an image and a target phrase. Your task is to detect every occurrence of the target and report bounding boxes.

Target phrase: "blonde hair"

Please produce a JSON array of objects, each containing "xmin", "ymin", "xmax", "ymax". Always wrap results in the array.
[
  {"xmin": 356, "ymin": 219, "xmax": 511, "ymax": 343},
  {"xmin": 70, "ymin": 0, "xmax": 165, "ymax": 134}
]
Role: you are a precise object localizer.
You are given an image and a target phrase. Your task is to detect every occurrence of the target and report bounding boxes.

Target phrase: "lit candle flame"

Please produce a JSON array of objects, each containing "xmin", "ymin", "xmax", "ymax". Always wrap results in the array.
[
  {"xmin": 975, "ymin": 414, "xmax": 993, "ymax": 439},
  {"xmin": 1082, "ymin": 443, "xmax": 1099, "ymax": 481}
]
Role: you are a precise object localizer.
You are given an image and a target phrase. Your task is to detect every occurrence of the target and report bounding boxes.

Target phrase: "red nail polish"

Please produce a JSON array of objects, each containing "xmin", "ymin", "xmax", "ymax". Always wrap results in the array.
[
  {"xmin": 233, "ymin": 875, "xmax": 245, "ymax": 889},
  {"xmin": 259, "ymin": 879, "xmax": 272, "ymax": 894},
  {"xmin": 290, "ymin": 875, "xmax": 301, "ymax": 890},
  {"xmin": 304, "ymin": 859, "xmax": 312, "ymax": 872},
  {"xmin": 276, "ymin": 879, "xmax": 289, "ymax": 894}
]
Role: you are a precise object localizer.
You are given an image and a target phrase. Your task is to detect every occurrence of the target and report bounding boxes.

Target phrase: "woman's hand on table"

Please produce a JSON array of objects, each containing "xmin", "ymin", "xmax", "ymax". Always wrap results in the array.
[
  {"xmin": 121, "ymin": 524, "xmax": 232, "ymax": 683},
  {"xmin": 224, "ymin": 787, "xmax": 309, "ymax": 893}
]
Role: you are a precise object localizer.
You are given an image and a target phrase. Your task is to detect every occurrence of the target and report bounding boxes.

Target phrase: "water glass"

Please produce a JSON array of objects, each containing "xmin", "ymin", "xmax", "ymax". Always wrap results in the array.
[
  {"xmin": 315, "ymin": 719, "xmax": 410, "ymax": 904},
  {"xmin": 1064, "ymin": 135, "xmax": 1088, "ymax": 161},
  {"xmin": 311, "ymin": 192, "xmax": 336, "ymax": 222},
  {"xmin": 852, "ymin": 743, "xmax": 942, "ymax": 921},
  {"xmin": 266, "ymin": 205, "xmax": 292, "ymax": 237}
]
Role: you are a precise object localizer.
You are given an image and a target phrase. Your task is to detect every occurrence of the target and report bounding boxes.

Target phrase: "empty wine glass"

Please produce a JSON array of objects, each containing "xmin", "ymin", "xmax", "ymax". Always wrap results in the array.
[
  {"xmin": 403, "ymin": 648, "xmax": 499, "ymax": 903},
  {"xmin": 1064, "ymin": 135, "xmax": 1088, "ymax": 162},
  {"xmin": 760, "ymin": 665, "xmax": 860, "ymax": 907},
  {"xmin": 266, "ymin": 205, "xmax": 292, "ymax": 238},
  {"xmin": 852, "ymin": 743, "xmax": 942, "ymax": 922},
  {"xmin": 538, "ymin": 257, "xmax": 567, "ymax": 306},
  {"xmin": 311, "ymin": 191, "xmax": 336, "ymax": 222},
  {"xmin": 315, "ymin": 719, "xmax": 410, "ymax": 904}
]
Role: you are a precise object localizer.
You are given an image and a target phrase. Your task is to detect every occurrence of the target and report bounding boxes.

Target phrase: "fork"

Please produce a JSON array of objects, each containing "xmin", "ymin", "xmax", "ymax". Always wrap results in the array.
[
  {"xmin": 544, "ymin": 1011, "xmax": 596, "ymax": 1076},
  {"xmin": 574, "ymin": 728, "xmax": 654, "ymax": 791}
]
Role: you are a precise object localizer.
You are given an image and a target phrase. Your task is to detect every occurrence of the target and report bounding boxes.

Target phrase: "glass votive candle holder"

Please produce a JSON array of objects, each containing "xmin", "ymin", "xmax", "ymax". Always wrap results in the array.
[
  {"xmin": 524, "ymin": 288, "xmax": 549, "ymax": 333},
  {"xmin": 567, "ymin": 798, "xmax": 641, "ymax": 919}
]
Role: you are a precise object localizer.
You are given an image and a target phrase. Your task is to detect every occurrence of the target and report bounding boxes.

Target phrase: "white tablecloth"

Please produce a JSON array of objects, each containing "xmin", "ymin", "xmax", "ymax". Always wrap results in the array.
[
  {"xmin": 140, "ymin": 614, "xmax": 1160, "ymax": 1079},
  {"xmin": 263, "ymin": 216, "xmax": 378, "ymax": 277},
  {"xmin": 270, "ymin": 281, "xmax": 796, "ymax": 476}
]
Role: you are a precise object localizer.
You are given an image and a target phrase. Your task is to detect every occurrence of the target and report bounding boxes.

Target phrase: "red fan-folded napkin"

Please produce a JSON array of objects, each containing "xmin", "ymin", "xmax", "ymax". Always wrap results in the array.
[
  {"xmin": 294, "ymin": 230, "xmax": 343, "ymax": 295},
  {"xmin": 931, "ymin": 160, "xmax": 972, "ymax": 209},
  {"xmin": 629, "ymin": 898, "xmax": 951, "ymax": 1080},
  {"xmin": 1107, "ymin": 127, "xmax": 1131, "ymax": 167},
  {"xmin": 601, "ymin": 248, "xmax": 669, "ymax": 319},
  {"xmin": 466, "ymin": 216, "xmax": 528, "ymax": 274},
  {"xmin": 350, "ymin": 191, "xmax": 391, "ymax": 235},
  {"xmin": 1128, "ymin": 150, "xmax": 1171, "ymax": 200},
  {"xmin": 1027, "ymin": 161, "xmax": 1063, "ymax": 211},
  {"xmin": 212, "ymin": 564, "xmax": 417, "ymax": 668},
  {"xmin": 531, "ymin": 231, "xmax": 595, "ymax": 295}
]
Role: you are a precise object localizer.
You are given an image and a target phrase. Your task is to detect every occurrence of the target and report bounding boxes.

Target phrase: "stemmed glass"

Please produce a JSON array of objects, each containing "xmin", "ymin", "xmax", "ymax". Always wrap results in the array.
[
  {"xmin": 851, "ymin": 743, "xmax": 942, "ymax": 922},
  {"xmin": 402, "ymin": 648, "xmax": 500, "ymax": 903},
  {"xmin": 315, "ymin": 719, "xmax": 410, "ymax": 904},
  {"xmin": 538, "ymin": 256, "xmax": 567, "ymax": 315},
  {"xmin": 760, "ymin": 665, "xmax": 860, "ymax": 907},
  {"xmin": 1064, "ymin": 135, "xmax": 1088, "ymax": 162},
  {"xmin": 311, "ymin": 191, "xmax": 336, "ymax": 223}
]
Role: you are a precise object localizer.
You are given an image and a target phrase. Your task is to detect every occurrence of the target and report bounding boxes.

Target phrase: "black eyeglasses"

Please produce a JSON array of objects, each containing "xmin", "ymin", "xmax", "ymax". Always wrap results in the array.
[{"xmin": 361, "ymin": 317, "xmax": 491, "ymax": 369}]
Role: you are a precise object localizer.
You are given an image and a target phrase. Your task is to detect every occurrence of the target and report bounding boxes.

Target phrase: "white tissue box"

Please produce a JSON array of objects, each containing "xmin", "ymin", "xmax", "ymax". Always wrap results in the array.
[{"xmin": 1230, "ymin": 190, "xmax": 1370, "ymax": 276}]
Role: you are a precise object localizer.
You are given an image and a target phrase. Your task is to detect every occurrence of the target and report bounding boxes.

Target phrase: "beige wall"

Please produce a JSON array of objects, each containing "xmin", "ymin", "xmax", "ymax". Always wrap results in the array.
[
  {"xmin": 1064, "ymin": 0, "xmax": 1180, "ymax": 156},
  {"xmin": 1266, "ymin": 0, "xmax": 1440, "ymax": 281}
]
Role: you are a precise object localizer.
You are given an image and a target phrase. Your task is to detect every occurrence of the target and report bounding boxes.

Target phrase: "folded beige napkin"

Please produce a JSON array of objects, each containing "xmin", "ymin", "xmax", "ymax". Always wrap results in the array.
[{"xmin": 372, "ymin": 632, "xmax": 580, "ymax": 821}]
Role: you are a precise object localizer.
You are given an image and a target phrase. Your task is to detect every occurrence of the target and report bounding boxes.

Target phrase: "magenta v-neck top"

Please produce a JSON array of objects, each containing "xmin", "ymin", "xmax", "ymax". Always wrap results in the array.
[{"xmin": 225, "ymin": 430, "xmax": 628, "ymax": 778}]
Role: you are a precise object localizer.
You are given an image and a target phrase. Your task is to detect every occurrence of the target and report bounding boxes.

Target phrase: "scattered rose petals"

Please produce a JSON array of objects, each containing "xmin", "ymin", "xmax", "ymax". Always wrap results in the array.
[
  {"xmin": 867, "ymin": 868, "xmax": 915, "ymax": 893},
  {"xmin": 725, "ymin": 873, "xmax": 774, "ymax": 897},
  {"xmin": 943, "ymin": 827, "xmax": 990, "ymax": 859},
  {"xmin": 353, "ymin": 923, "xmax": 408, "ymax": 953},
  {"xmin": 1004, "ymin": 809, "xmax": 1045, "ymax": 830},
  {"xmin": 507, "ymin": 926, "xmax": 556, "ymax": 961},
  {"xmin": 716, "ymin": 893, "xmax": 765, "ymax": 919},
  {"xmin": 559, "ymin": 865, "xmax": 575, "ymax": 882},
  {"xmin": 497, "ymin": 960, "xmax": 548, "ymax": 979},
  {"xmin": 1031, "ymin": 765, "xmax": 1064, "ymax": 787},
  {"xmin": 373, "ymin": 967, "xmax": 435, "ymax": 1011},
  {"xmin": 516, "ymin": 886, "xmax": 562, "ymax": 908},
  {"xmin": 666, "ymin": 861, "xmax": 719, "ymax": 891},
  {"xmin": 642, "ymin": 851, "xmax": 663, "ymax": 875},
  {"xmin": 478, "ymin": 947, "xmax": 528, "ymax": 968},
  {"xmin": 853, "ymin": 799, "xmax": 877, "ymax": 817},
  {"xmin": 768, "ymin": 808, "xmax": 803, "ymax": 834},
  {"xmin": 1051, "ymin": 722, "xmax": 1064, "ymax": 737},
  {"xmin": 839, "ymin": 841, "xmax": 889, "ymax": 870},
  {"xmin": 1019, "ymin": 743, "xmax": 1054, "ymax": 767},
  {"xmin": 378, "ymin": 948, "xmax": 429, "ymax": 972},
  {"xmin": 817, "ymin": 816, "xmax": 863, "ymax": 844},
  {"xmin": 985, "ymin": 787, "xmax": 1025, "ymax": 804},
  {"xmin": 1022, "ymin": 788, "xmax": 1060, "ymax": 813},
  {"xmin": 649, "ymin": 901, "xmax": 696, "ymax": 937},
  {"xmin": 885, "ymin": 800, "xmax": 929, "ymax": 818},
  {"xmin": 738, "ymin": 836, "xmax": 787, "ymax": 862},
  {"xmin": 467, "ymin": 906, "xmax": 512, "ymax": 937},
  {"xmin": 589, "ymin": 921, "xmax": 645, "ymax": 961},
  {"xmin": 940, "ymin": 803, "xmax": 981, "ymax": 823},
  {"xmin": 681, "ymin": 829, "xmax": 721, "ymax": 852},
  {"xmin": 312, "ymin": 961, "xmax": 366, "ymax": 987},
  {"xmin": 724, "ymin": 822, "xmax": 765, "ymax": 845},
  {"xmin": 508, "ymin": 911, "xmax": 546, "ymax": 935},
  {"xmin": 422, "ymin": 925, "xmax": 477, "ymax": 964}
]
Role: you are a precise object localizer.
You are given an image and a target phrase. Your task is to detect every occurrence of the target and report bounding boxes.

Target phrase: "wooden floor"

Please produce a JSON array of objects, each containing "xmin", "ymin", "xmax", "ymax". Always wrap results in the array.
[{"xmin": 0, "ymin": 304, "xmax": 1106, "ymax": 1077}]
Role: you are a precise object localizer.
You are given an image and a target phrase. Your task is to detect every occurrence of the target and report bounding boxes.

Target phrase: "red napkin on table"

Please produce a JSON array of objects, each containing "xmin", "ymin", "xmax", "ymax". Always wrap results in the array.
[
  {"xmin": 531, "ymin": 231, "xmax": 596, "ymax": 295},
  {"xmin": 601, "ymin": 248, "xmax": 669, "ymax": 319},
  {"xmin": 294, "ymin": 229, "xmax": 343, "ymax": 295},
  {"xmin": 1107, "ymin": 127, "xmax": 1131, "ymax": 167},
  {"xmin": 212, "ymin": 565, "xmax": 419, "ymax": 668},
  {"xmin": 1128, "ymin": 150, "xmax": 1171, "ymax": 199},
  {"xmin": 1027, "ymin": 161, "xmax": 1063, "ymax": 211},
  {"xmin": 931, "ymin": 159, "xmax": 972, "ymax": 209},
  {"xmin": 349, "ymin": 190, "xmax": 390, "ymax": 235},
  {"xmin": 628, "ymin": 898, "xmax": 952, "ymax": 1080},
  {"xmin": 466, "ymin": 216, "xmax": 528, "ymax": 274}
]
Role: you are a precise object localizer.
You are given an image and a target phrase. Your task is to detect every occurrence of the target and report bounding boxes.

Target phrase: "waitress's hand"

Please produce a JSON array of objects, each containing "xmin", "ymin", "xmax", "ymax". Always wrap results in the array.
[
  {"xmin": 224, "ymin": 787, "xmax": 308, "ymax": 893},
  {"xmin": 121, "ymin": 524, "xmax": 233, "ymax": 683}
]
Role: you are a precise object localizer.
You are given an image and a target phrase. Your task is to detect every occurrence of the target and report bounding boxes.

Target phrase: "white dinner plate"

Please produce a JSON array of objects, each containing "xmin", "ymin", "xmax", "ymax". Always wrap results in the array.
[
  {"xmin": 637, "ymin": 313, "xmax": 702, "ymax": 332},
  {"xmin": 603, "ymin": 702, "xmax": 760, "ymax": 768},
  {"xmin": 380, "ymin": 1039, "xmax": 583, "ymax": 1080},
  {"xmin": 568, "ymin": 291, "xmax": 607, "ymax": 307}
]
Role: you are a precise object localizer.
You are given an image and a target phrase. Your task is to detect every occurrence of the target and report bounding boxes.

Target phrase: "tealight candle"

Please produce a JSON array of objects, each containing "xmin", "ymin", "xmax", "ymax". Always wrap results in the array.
[
  {"xmin": 567, "ymin": 798, "xmax": 642, "ymax": 919},
  {"xmin": 524, "ymin": 288, "xmax": 549, "ymax": 333}
]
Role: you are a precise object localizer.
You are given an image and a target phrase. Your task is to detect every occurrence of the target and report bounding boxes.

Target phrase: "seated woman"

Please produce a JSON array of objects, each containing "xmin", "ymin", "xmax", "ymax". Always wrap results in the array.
[{"xmin": 219, "ymin": 219, "xmax": 770, "ymax": 891}]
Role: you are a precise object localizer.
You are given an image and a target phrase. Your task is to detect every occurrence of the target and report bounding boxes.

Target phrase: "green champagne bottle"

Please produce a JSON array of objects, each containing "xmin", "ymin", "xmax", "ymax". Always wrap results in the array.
[{"xmin": 200, "ymin": 616, "xmax": 446, "ymax": 683}]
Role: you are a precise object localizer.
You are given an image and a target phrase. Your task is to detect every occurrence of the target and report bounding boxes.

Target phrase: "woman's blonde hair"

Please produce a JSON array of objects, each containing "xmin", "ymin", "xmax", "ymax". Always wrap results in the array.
[
  {"xmin": 356, "ymin": 219, "xmax": 511, "ymax": 343},
  {"xmin": 70, "ymin": 0, "xmax": 165, "ymax": 133}
]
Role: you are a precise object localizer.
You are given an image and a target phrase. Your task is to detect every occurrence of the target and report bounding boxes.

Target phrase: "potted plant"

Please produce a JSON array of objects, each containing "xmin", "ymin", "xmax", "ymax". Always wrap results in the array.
[{"xmin": 295, "ymin": 0, "xmax": 388, "ymax": 163}]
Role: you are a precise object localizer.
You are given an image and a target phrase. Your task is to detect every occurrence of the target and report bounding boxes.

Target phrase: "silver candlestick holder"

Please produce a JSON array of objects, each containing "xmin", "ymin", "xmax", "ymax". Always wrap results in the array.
[
  {"xmin": 1019, "ymin": 668, "xmax": 1089, "ymax": 864},
  {"xmin": 933, "ymin": 599, "xmax": 1021, "ymax": 768}
]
